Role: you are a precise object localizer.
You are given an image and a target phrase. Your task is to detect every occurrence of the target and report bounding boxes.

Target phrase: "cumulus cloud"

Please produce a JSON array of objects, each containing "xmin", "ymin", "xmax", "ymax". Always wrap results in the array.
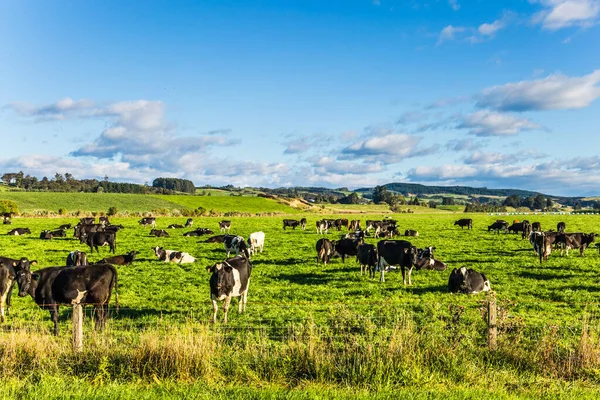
[
  {"xmin": 478, "ymin": 19, "xmax": 505, "ymax": 36},
  {"xmin": 342, "ymin": 133, "xmax": 439, "ymax": 163},
  {"xmin": 437, "ymin": 25, "xmax": 467, "ymax": 45},
  {"xmin": 7, "ymin": 98, "xmax": 94, "ymax": 122},
  {"xmin": 457, "ymin": 110, "xmax": 541, "ymax": 136},
  {"xmin": 464, "ymin": 150, "xmax": 546, "ymax": 165},
  {"xmin": 533, "ymin": 0, "xmax": 600, "ymax": 30},
  {"xmin": 478, "ymin": 69, "xmax": 600, "ymax": 111}
]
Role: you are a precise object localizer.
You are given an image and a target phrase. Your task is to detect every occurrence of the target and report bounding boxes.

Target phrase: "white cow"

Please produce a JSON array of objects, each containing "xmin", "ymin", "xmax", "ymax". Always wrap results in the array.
[
  {"xmin": 153, "ymin": 246, "xmax": 196, "ymax": 264},
  {"xmin": 247, "ymin": 231, "xmax": 265, "ymax": 255}
]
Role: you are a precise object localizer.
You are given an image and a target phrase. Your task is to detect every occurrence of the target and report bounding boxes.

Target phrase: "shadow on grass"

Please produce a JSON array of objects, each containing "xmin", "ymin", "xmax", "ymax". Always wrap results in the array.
[
  {"xmin": 276, "ymin": 272, "xmax": 334, "ymax": 285},
  {"xmin": 406, "ymin": 285, "xmax": 448, "ymax": 295},
  {"xmin": 517, "ymin": 271, "xmax": 572, "ymax": 280}
]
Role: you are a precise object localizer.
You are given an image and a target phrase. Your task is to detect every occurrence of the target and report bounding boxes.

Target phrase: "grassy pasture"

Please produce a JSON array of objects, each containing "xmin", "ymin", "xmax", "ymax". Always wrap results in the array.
[{"xmin": 1, "ymin": 211, "xmax": 600, "ymax": 397}]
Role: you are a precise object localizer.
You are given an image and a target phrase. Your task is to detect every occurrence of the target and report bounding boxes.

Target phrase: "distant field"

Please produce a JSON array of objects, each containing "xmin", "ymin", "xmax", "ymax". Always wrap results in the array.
[{"xmin": 149, "ymin": 194, "xmax": 303, "ymax": 214}]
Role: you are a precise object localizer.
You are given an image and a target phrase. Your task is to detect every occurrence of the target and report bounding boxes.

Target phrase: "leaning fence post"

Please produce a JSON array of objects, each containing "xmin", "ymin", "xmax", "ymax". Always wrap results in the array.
[
  {"xmin": 487, "ymin": 294, "xmax": 497, "ymax": 350},
  {"xmin": 72, "ymin": 290, "xmax": 87, "ymax": 352}
]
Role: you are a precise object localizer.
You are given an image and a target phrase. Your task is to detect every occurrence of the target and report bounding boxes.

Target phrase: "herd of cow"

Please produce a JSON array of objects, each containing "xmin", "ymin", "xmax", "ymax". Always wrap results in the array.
[{"xmin": 0, "ymin": 214, "xmax": 596, "ymax": 330}]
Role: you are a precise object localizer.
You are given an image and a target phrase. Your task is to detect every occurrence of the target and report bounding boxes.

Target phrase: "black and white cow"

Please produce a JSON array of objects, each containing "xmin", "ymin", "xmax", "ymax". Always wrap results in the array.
[
  {"xmin": 15, "ymin": 263, "xmax": 118, "ymax": 335},
  {"xmin": 167, "ymin": 224, "xmax": 184, "ymax": 229},
  {"xmin": 531, "ymin": 222, "xmax": 541, "ymax": 232},
  {"xmin": 349, "ymin": 220, "xmax": 361, "ymax": 231},
  {"xmin": 81, "ymin": 231, "xmax": 116, "ymax": 254},
  {"xmin": 73, "ymin": 223, "xmax": 105, "ymax": 239},
  {"xmin": 521, "ymin": 220, "xmax": 532, "ymax": 240},
  {"xmin": 283, "ymin": 219, "xmax": 301, "ymax": 230},
  {"xmin": 247, "ymin": 232, "xmax": 265, "ymax": 256},
  {"xmin": 138, "ymin": 217, "xmax": 156, "ymax": 228},
  {"xmin": 40, "ymin": 229, "xmax": 67, "ymax": 240},
  {"xmin": 488, "ymin": 220, "xmax": 508, "ymax": 234},
  {"xmin": 555, "ymin": 232, "xmax": 596, "ymax": 256},
  {"xmin": 66, "ymin": 250, "xmax": 88, "ymax": 267},
  {"xmin": 150, "ymin": 229, "xmax": 170, "ymax": 238},
  {"xmin": 377, "ymin": 240, "xmax": 419, "ymax": 284},
  {"xmin": 183, "ymin": 228, "xmax": 214, "ymax": 237},
  {"xmin": 153, "ymin": 246, "xmax": 196, "ymax": 263},
  {"xmin": 454, "ymin": 219, "xmax": 472, "ymax": 230},
  {"xmin": 316, "ymin": 220, "xmax": 330, "ymax": 235},
  {"xmin": 219, "ymin": 220, "xmax": 231, "ymax": 233},
  {"xmin": 414, "ymin": 247, "xmax": 447, "ymax": 272},
  {"xmin": 300, "ymin": 218, "xmax": 307, "ymax": 230},
  {"xmin": 185, "ymin": 218, "xmax": 194, "ymax": 228},
  {"xmin": 404, "ymin": 229, "xmax": 419, "ymax": 237},
  {"xmin": 223, "ymin": 235, "xmax": 250, "ymax": 259},
  {"xmin": 80, "ymin": 217, "xmax": 95, "ymax": 225},
  {"xmin": 356, "ymin": 243, "xmax": 377, "ymax": 278},
  {"xmin": 58, "ymin": 223, "xmax": 72, "ymax": 230},
  {"xmin": 0, "ymin": 257, "xmax": 36, "ymax": 322},
  {"xmin": 557, "ymin": 222, "xmax": 566, "ymax": 233},
  {"xmin": 7, "ymin": 228, "xmax": 31, "ymax": 236},
  {"xmin": 529, "ymin": 231, "xmax": 551, "ymax": 263},
  {"xmin": 316, "ymin": 238, "xmax": 334, "ymax": 266},
  {"xmin": 448, "ymin": 267, "xmax": 491, "ymax": 294},
  {"xmin": 99, "ymin": 216, "xmax": 110, "ymax": 225},
  {"xmin": 207, "ymin": 255, "xmax": 252, "ymax": 323}
]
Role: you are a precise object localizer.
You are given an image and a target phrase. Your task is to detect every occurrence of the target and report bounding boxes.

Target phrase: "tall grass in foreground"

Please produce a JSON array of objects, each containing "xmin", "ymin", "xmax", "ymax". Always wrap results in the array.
[{"xmin": 2, "ymin": 311, "xmax": 600, "ymax": 391}]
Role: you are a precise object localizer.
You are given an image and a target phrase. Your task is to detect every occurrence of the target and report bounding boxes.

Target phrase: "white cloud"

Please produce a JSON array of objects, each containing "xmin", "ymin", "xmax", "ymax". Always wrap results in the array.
[
  {"xmin": 478, "ymin": 19, "xmax": 505, "ymax": 36},
  {"xmin": 342, "ymin": 133, "xmax": 439, "ymax": 163},
  {"xmin": 437, "ymin": 25, "xmax": 466, "ymax": 45},
  {"xmin": 533, "ymin": 0, "xmax": 600, "ymax": 30},
  {"xmin": 449, "ymin": 0, "xmax": 460, "ymax": 11},
  {"xmin": 457, "ymin": 110, "xmax": 541, "ymax": 136},
  {"xmin": 478, "ymin": 69, "xmax": 600, "ymax": 111}
]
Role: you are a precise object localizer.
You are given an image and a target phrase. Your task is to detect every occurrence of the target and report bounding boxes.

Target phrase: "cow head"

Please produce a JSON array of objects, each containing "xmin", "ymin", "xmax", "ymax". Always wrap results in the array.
[
  {"xmin": 15, "ymin": 261, "xmax": 39, "ymax": 297},
  {"xmin": 153, "ymin": 246, "xmax": 164, "ymax": 258},
  {"xmin": 207, "ymin": 262, "xmax": 235, "ymax": 297}
]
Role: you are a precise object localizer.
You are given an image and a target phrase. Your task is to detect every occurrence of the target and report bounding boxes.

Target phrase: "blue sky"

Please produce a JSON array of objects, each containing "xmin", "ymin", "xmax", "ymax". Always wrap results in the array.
[{"xmin": 1, "ymin": 0, "xmax": 599, "ymax": 195}]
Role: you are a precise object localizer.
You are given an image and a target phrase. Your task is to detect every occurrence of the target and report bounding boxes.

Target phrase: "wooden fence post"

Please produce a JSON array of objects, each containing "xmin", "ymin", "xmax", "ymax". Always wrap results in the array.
[
  {"xmin": 72, "ymin": 290, "xmax": 86, "ymax": 352},
  {"xmin": 487, "ymin": 295, "xmax": 497, "ymax": 350}
]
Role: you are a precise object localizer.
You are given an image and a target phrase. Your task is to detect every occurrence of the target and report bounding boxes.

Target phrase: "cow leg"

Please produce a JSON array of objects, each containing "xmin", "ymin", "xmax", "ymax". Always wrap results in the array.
[
  {"xmin": 401, "ymin": 266, "xmax": 406, "ymax": 285},
  {"xmin": 94, "ymin": 305, "xmax": 105, "ymax": 331},
  {"xmin": 50, "ymin": 306, "xmax": 60, "ymax": 336},
  {"xmin": 211, "ymin": 296, "xmax": 219, "ymax": 323},
  {"xmin": 379, "ymin": 260, "xmax": 385, "ymax": 282},
  {"xmin": 407, "ymin": 267, "xmax": 413, "ymax": 285},
  {"xmin": 222, "ymin": 295, "xmax": 232, "ymax": 323}
]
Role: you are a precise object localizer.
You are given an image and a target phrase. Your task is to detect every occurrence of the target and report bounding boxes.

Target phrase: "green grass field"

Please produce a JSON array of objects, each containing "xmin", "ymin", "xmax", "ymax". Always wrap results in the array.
[{"xmin": 2, "ymin": 199, "xmax": 600, "ymax": 397}]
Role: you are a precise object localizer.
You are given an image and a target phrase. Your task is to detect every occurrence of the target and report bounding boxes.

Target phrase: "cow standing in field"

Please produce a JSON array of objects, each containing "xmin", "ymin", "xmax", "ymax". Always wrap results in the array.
[
  {"xmin": 349, "ymin": 220, "xmax": 361, "ymax": 231},
  {"xmin": 283, "ymin": 219, "xmax": 301, "ymax": 230},
  {"xmin": 138, "ymin": 217, "xmax": 157, "ymax": 228},
  {"xmin": 488, "ymin": 221, "xmax": 508, "ymax": 234},
  {"xmin": 357, "ymin": 243, "xmax": 377, "ymax": 278},
  {"xmin": 247, "ymin": 232, "xmax": 265, "ymax": 256},
  {"xmin": 333, "ymin": 238, "xmax": 363, "ymax": 263},
  {"xmin": 454, "ymin": 219, "xmax": 472, "ymax": 230},
  {"xmin": 0, "ymin": 257, "xmax": 36, "ymax": 322},
  {"xmin": 80, "ymin": 217, "xmax": 95, "ymax": 225},
  {"xmin": 15, "ymin": 263, "xmax": 118, "ymax": 336},
  {"xmin": 66, "ymin": 250, "xmax": 88, "ymax": 267},
  {"xmin": 316, "ymin": 220, "xmax": 330, "ymax": 235},
  {"xmin": 555, "ymin": 233, "xmax": 596, "ymax": 256},
  {"xmin": 73, "ymin": 223, "xmax": 105, "ymax": 239},
  {"xmin": 448, "ymin": 267, "xmax": 491, "ymax": 294},
  {"xmin": 81, "ymin": 231, "xmax": 116, "ymax": 254},
  {"xmin": 99, "ymin": 216, "xmax": 110, "ymax": 225},
  {"xmin": 219, "ymin": 220, "xmax": 231, "ymax": 233},
  {"xmin": 300, "ymin": 218, "xmax": 307, "ymax": 230},
  {"xmin": 531, "ymin": 222, "xmax": 541, "ymax": 232},
  {"xmin": 223, "ymin": 235, "xmax": 250, "ymax": 259},
  {"xmin": 530, "ymin": 231, "xmax": 551, "ymax": 263},
  {"xmin": 207, "ymin": 255, "xmax": 252, "ymax": 324},
  {"xmin": 185, "ymin": 218, "xmax": 193, "ymax": 228},
  {"xmin": 377, "ymin": 240, "xmax": 419, "ymax": 284},
  {"xmin": 316, "ymin": 238, "xmax": 334, "ymax": 266},
  {"xmin": 557, "ymin": 222, "xmax": 566, "ymax": 233},
  {"xmin": 522, "ymin": 221, "xmax": 532, "ymax": 240}
]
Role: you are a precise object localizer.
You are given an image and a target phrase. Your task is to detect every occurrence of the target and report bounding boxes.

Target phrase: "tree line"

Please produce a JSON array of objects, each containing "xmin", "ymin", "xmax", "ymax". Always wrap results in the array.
[{"xmin": 0, "ymin": 172, "xmax": 186, "ymax": 194}]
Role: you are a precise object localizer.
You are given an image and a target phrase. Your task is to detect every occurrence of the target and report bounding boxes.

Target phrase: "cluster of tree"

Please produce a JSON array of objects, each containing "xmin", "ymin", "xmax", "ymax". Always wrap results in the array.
[
  {"xmin": 372, "ymin": 185, "xmax": 428, "ymax": 207},
  {"xmin": 502, "ymin": 194, "xmax": 553, "ymax": 210},
  {"xmin": 357, "ymin": 182, "xmax": 541, "ymax": 198},
  {"xmin": 464, "ymin": 203, "xmax": 507, "ymax": 213},
  {"xmin": 0, "ymin": 200, "xmax": 19, "ymax": 215},
  {"xmin": 1, "ymin": 172, "xmax": 177, "ymax": 194},
  {"xmin": 152, "ymin": 178, "xmax": 196, "ymax": 194}
]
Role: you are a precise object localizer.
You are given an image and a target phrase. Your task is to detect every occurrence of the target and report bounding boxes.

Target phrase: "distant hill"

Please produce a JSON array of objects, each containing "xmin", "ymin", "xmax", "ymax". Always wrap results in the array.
[{"xmin": 354, "ymin": 183, "xmax": 543, "ymax": 198}]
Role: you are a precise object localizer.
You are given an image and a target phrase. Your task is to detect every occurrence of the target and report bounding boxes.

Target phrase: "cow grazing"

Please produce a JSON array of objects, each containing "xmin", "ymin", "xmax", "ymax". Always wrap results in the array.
[
  {"xmin": 349, "ymin": 220, "xmax": 361, "ymax": 231},
  {"xmin": 316, "ymin": 220, "xmax": 330, "ymax": 235},
  {"xmin": 66, "ymin": 250, "xmax": 88, "ymax": 267},
  {"xmin": 100, "ymin": 251, "xmax": 137, "ymax": 266},
  {"xmin": 507, "ymin": 222, "xmax": 527, "ymax": 235},
  {"xmin": 531, "ymin": 222, "xmax": 541, "ymax": 232},
  {"xmin": 556, "ymin": 232, "xmax": 596, "ymax": 256},
  {"xmin": 448, "ymin": 267, "xmax": 491, "ymax": 294},
  {"xmin": 80, "ymin": 217, "xmax": 95, "ymax": 225},
  {"xmin": 454, "ymin": 219, "xmax": 472, "ymax": 230},
  {"xmin": 316, "ymin": 238, "xmax": 334, "ymax": 266},
  {"xmin": 219, "ymin": 220, "xmax": 231, "ymax": 233},
  {"xmin": 357, "ymin": 243, "xmax": 377, "ymax": 278},
  {"xmin": 153, "ymin": 246, "xmax": 196, "ymax": 263},
  {"xmin": 183, "ymin": 228, "xmax": 214, "ymax": 237},
  {"xmin": 334, "ymin": 238, "xmax": 362, "ymax": 262},
  {"xmin": 207, "ymin": 256, "xmax": 252, "ymax": 323},
  {"xmin": 206, "ymin": 235, "xmax": 227, "ymax": 243},
  {"xmin": 82, "ymin": 231, "xmax": 116, "ymax": 254},
  {"xmin": 404, "ymin": 229, "xmax": 419, "ymax": 237},
  {"xmin": 247, "ymin": 232, "xmax": 265, "ymax": 256},
  {"xmin": 557, "ymin": 222, "xmax": 566, "ymax": 233},
  {"xmin": 7, "ymin": 228, "xmax": 31, "ymax": 236},
  {"xmin": 300, "ymin": 218, "xmax": 307, "ymax": 230},
  {"xmin": 40, "ymin": 229, "xmax": 67, "ymax": 240},
  {"xmin": 377, "ymin": 240, "xmax": 419, "ymax": 284},
  {"xmin": 167, "ymin": 224, "xmax": 184, "ymax": 229},
  {"xmin": 488, "ymin": 221, "xmax": 508, "ymax": 234},
  {"xmin": 0, "ymin": 257, "xmax": 36, "ymax": 322},
  {"xmin": 15, "ymin": 263, "xmax": 118, "ymax": 336},
  {"xmin": 138, "ymin": 217, "xmax": 157, "ymax": 228},
  {"xmin": 185, "ymin": 218, "xmax": 194, "ymax": 228},
  {"xmin": 223, "ymin": 235, "xmax": 250, "ymax": 259},
  {"xmin": 529, "ymin": 231, "xmax": 551, "ymax": 263},
  {"xmin": 283, "ymin": 219, "xmax": 301, "ymax": 230},
  {"xmin": 73, "ymin": 223, "xmax": 105, "ymax": 239},
  {"xmin": 150, "ymin": 229, "xmax": 170, "ymax": 238},
  {"xmin": 522, "ymin": 221, "xmax": 532, "ymax": 240}
]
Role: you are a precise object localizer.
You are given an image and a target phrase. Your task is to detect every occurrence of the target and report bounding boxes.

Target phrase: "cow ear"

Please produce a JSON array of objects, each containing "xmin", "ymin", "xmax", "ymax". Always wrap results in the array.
[
  {"xmin": 32, "ymin": 273, "xmax": 40, "ymax": 281},
  {"xmin": 206, "ymin": 265, "xmax": 214, "ymax": 273}
]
